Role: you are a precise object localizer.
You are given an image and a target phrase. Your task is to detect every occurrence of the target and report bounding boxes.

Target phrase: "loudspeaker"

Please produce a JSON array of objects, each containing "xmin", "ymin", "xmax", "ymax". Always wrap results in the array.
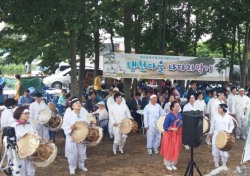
[{"xmin": 182, "ymin": 111, "xmax": 203, "ymax": 147}]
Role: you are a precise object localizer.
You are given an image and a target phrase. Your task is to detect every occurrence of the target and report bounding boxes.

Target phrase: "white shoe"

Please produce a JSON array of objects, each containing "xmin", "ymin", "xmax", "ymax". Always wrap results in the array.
[
  {"xmin": 242, "ymin": 136, "xmax": 246, "ymax": 140},
  {"xmin": 153, "ymin": 149, "xmax": 159, "ymax": 154},
  {"xmin": 222, "ymin": 163, "xmax": 227, "ymax": 167},
  {"xmin": 166, "ymin": 166, "xmax": 172, "ymax": 171},
  {"xmin": 171, "ymin": 165, "xmax": 177, "ymax": 170},
  {"xmin": 80, "ymin": 166, "xmax": 88, "ymax": 172},
  {"xmin": 184, "ymin": 145, "xmax": 190, "ymax": 150},
  {"xmin": 236, "ymin": 136, "xmax": 240, "ymax": 139},
  {"xmin": 147, "ymin": 149, "xmax": 153, "ymax": 155},
  {"xmin": 113, "ymin": 150, "xmax": 117, "ymax": 155},
  {"xmin": 119, "ymin": 149, "xmax": 124, "ymax": 154},
  {"xmin": 70, "ymin": 169, "xmax": 75, "ymax": 175},
  {"xmin": 215, "ymin": 162, "xmax": 219, "ymax": 168}
]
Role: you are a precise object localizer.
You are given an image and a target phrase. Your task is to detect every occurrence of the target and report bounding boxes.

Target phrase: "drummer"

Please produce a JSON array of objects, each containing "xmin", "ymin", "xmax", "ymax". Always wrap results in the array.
[
  {"xmin": 12, "ymin": 106, "xmax": 37, "ymax": 176},
  {"xmin": 144, "ymin": 94, "xmax": 166, "ymax": 155},
  {"xmin": 109, "ymin": 92, "xmax": 133, "ymax": 155},
  {"xmin": 47, "ymin": 102, "xmax": 59, "ymax": 143},
  {"xmin": 209, "ymin": 104, "xmax": 234, "ymax": 168},
  {"xmin": 61, "ymin": 97, "xmax": 89, "ymax": 174},
  {"xmin": 29, "ymin": 92, "xmax": 49, "ymax": 140}
]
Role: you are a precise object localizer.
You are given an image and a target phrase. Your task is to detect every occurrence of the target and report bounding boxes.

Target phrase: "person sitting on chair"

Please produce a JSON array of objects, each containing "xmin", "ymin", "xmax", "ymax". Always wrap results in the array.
[
  {"xmin": 17, "ymin": 89, "xmax": 33, "ymax": 107},
  {"xmin": 85, "ymin": 92, "xmax": 98, "ymax": 113},
  {"xmin": 93, "ymin": 101, "xmax": 108, "ymax": 124}
]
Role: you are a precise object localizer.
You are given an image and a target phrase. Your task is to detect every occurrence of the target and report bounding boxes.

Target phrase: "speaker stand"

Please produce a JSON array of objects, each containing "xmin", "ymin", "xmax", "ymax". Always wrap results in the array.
[{"xmin": 184, "ymin": 147, "xmax": 202, "ymax": 176}]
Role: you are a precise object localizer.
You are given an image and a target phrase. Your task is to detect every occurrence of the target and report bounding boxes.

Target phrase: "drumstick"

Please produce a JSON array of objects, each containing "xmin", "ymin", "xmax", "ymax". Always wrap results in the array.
[{"xmin": 176, "ymin": 120, "xmax": 182, "ymax": 130}]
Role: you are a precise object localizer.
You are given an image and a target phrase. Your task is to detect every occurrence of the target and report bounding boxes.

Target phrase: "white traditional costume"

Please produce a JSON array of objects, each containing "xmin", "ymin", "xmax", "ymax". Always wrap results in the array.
[
  {"xmin": 235, "ymin": 93, "xmax": 250, "ymax": 139},
  {"xmin": 62, "ymin": 104, "xmax": 89, "ymax": 174},
  {"xmin": 164, "ymin": 102, "xmax": 181, "ymax": 115},
  {"xmin": 144, "ymin": 96, "xmax": 166, "ymax": 154},
  {"xmin": 194, "ymin": 99, "xmax": 206, "ymax": 113},
  {"xmin": 29, "ymin": 100, "xmax": 49, "ymax": 139},
  {"xmin": 183, "ymin": 103, "xmax": 197, "ymax": 112},
  {"xmin": 210, "ymin": 99, "xmax": 224, "ymax": 122},
  {"xmin": 207, "ymin": 97, "xmax": 217, "ymax": 115},
  {"xmin": 107, "ymin": 94, "xmax": 126, "ymax": 137},
  {"xmin": 12, "ymin": 120, "xmax": 37, "ymax": 176},
  {"xmin": 227, "ymin": 93, "xmax": 236, "ymax": 114},
  {"xmin": 109, "ymin": 102, "xmax": 132, "ymax": 154},
  {"xmin": 1, "ymin": 108, "xmax": 14, "ymax": 129},
  {"xmin": 209, "ymin": 113, "xmax": 234, "ymax": 167}
]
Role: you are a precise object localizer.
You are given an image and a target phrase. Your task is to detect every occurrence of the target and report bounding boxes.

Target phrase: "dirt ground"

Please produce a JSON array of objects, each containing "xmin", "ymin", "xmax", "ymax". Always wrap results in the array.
[{"xmin": 1, "ymin": 131, "xmax": 250, "ymax": 176}]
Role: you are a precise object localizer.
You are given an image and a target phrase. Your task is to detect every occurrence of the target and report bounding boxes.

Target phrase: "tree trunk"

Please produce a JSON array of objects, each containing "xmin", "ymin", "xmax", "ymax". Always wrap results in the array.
[
  {"xmin": 78, "ymin": 31, "xmax": 86, "ymax": 100},
  {"xmin": 184, "ymin": 2, "xmax": 191, "ymax": 56},
  {"xmin": 124, "ymin": 2, "xmax": 133, "ymax": 102},
  {"xmin": 238, "ymin": 24, "xmax": 242, "ymax": 66},
  {"xmin": 94, "ymin": 30, "xmax": 100, "ymax": 78},
  {"xmin": 94, "ymin": 0, "xmax": 100, "ymax": 78},
  {"xmin": 240, "ymin": 23, "xmax": 250, "ymax": 88},
  {"xmin": 69, "ymin": 30, "xmax": 78, "ymax": 97},
  {"xmin": 230, "ymin": 26, "xmax": 236, "ymax": 80},
  {"xmin": 77, "ymin": 0, "xmax": 86, "ymax": 100},
  {"xmin": 110, "ymin": 30, "xmax": 115, "ymax": 52}
]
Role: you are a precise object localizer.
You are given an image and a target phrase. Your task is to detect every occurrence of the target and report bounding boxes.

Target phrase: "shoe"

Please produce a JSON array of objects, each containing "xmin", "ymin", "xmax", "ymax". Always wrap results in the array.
[
  {"xmin": 147, "ymin": 149, "xmax": 153, "ymax": 155},
  {"xmin": 166, "ymin": 166, "xmax": 172, "ymax": 171},
  {"xmin": 215, "ymin": 162, "xmax": 219, "ymax": 168},
  {"xmin": 184, "ymin": 145, "xmax": 190, "ymax": 150},
  {"xmin": 236, "ymin": 136, "xmax": 240, "ymax": 139},
  {"xmin": 79, "ymin": 163, "xmax": 88, "ymax": 172},
  {"xmin": 222, "ymin": 163, "xmax": 227, "ymax": 167},
  {"xmin": 113, "ymin": 150, "xmax": 117, "ymax": 155},
  {"xmin": 171, "ymin": 165, "xmax": 177, "ymax": 170},
  {"xmin": 119, "ymin": 149, "xmax": 124, "ymax": 154},
  {"xmin": 242, "ymin": 136, "xmax": 246, "ymax": 140},
  {"xmin": 153, "ymin": 149, "xmax": 159, "ymax": 154},
  {"xmin": 79, "ymin": 166, "xmax": 88, "ymax": 172},
  {"xmin": 70, "ymin": 169, "xmax": 75, "ymax": 175}
]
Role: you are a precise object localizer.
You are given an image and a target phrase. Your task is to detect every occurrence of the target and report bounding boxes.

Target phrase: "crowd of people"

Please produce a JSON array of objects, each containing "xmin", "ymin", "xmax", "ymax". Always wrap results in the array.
[{"xmin": 0, "ymin": 76, "xmax": 250, "ymax": 175}]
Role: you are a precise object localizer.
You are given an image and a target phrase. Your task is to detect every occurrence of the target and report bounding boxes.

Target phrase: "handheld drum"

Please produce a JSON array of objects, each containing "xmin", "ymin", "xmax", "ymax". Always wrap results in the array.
[
  {"xmin": 215, "ymin": 131, "xmax": 235, "ymax": 151},
  {"xmin": 156, "ymin": 116, "xmax": 166, "ymax": 133},
  {"xmin": 71, "ymin": 121, "xmax": 89, "ymax": 143},
  {"xmin": 87, "ymin": 114, "xmax": 97, "ymax": 124},
  {"xmin": 85, "ymin": 126, "xmax": 103, "ymax": 147},
  {"xmin": 203, "ymin": 116, "xmax": 210, "ymax": 135},
  {"xmin": 119, "ymin": 119, "xmax": 138, "ymax": 135},
  {"xmin": 37, "ymin": 108, "xmax": 52, "ymax": 124},
  {"xmin": 33, "ymin": 142, "xmax": 57, "ymax": 167},
  {"xmin": 17, "ymin": 132, "xmax": 40, "ymax": 159},
  {"xmin": 47, "ymin": 114, "xmax": 63, "ymax": 131}
]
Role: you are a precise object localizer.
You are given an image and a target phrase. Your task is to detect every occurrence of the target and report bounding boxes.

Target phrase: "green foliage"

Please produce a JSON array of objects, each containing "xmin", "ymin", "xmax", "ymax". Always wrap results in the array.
[{"xmin": 0, "ymin": 64, "xmax": 25, "ymax": 76}]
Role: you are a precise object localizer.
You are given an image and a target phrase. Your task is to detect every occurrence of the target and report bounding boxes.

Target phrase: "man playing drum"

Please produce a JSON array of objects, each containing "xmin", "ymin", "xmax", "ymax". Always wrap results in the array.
[
  {"xmin": 12, "ymin": 106, "xmax": 37, "ymax": 176},
  {"xmin": 235, "ymin": 88, "xmax": 250, "ymax": 140},
  {"xmin": 61, "ymin": 97, "xmax": 89, "ymax": 174},
  {"xmin": 29, "ymin": 92, "xmax": 49, "ymax": 140},
  {"xmin": 109, "ymin": 92, "xmax": 133, "ymax": 154},
  {"xmin": 209, "ymin": 104, "xmax": 234, "ymax": 168},
  {"xmin": 144, "ymin": 94, "xmax": 166, "ymax": 155}
]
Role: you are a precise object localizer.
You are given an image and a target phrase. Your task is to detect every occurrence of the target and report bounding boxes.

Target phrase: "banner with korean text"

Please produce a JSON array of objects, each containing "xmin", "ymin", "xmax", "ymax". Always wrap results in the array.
[{"xmin": 103, "ymin": 53, "xmax": 229, "ymax": 81}]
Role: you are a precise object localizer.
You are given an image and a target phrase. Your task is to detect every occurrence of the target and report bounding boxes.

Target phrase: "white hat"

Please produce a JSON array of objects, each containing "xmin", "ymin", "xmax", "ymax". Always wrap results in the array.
[
  {"xmin": 96, "ymin": 101, "xmax": 105, "ymax": 106},
  {"xmin": 239, "ymin": 88, "xmax": 245, "ymax": 91},
  {"xmin": 150, "ymin": 94, "xmax": 157, "ymax": 99},
  {"xmin": 112, "ymin": 87, "xmax": 120, "ymax": 92}
]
